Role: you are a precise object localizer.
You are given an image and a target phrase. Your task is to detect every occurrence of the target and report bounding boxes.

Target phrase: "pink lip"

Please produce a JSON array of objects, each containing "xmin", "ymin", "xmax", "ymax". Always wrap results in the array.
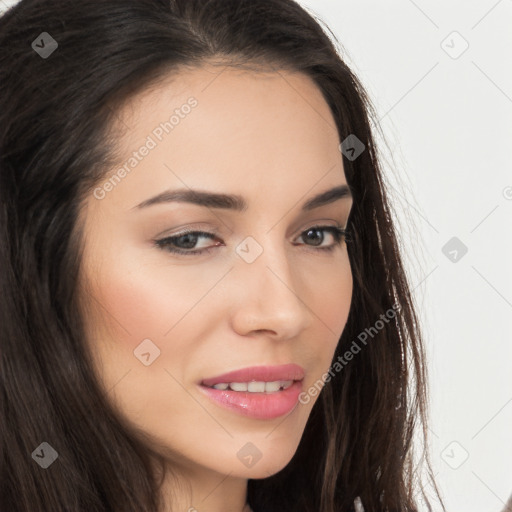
[
  {"xmin": 198, "ymin": 380, "xmax": 303, "ymax": 419},
  {"xmin": 198, "ymin": 364, "xmax": 305, "ymax": 420},
  {"xmin": 200, "ymin": 363, "xmax": 305, "ymax": 387}
]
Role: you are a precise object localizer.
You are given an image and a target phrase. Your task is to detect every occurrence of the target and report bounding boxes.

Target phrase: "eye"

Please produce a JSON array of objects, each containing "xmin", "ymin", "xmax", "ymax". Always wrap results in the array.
[
  {"xmin": 154, "ymin": 229, "xmax": 220, "ymax": 256},
  {"xmin": 295, "ymin": 225, "xmax": 348, "ymax": 252},
  {"xmin": 154, "ymin": 225, "xmax": 350, "ymax": 256}
]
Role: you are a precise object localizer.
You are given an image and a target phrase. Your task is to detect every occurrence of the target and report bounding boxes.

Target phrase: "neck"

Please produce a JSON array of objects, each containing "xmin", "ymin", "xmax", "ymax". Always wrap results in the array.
[{"xmin": 157, "ymin": 460, "xmax": 250, "ymax": 512}]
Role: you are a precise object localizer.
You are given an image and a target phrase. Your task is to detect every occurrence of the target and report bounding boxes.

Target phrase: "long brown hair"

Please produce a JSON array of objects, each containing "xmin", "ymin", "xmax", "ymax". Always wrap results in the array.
[{"xmin": 0, "ymin": 0, "xmax": 443, "ymax": 510}]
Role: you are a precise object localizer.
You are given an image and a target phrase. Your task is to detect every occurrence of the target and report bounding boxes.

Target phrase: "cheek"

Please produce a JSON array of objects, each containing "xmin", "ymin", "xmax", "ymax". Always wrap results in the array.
[
  {"xmin": 299, "ymin": 258, "xmax": 353, "ymax": 392},
  {"xmin": 80, "ymin": 245, "xmax": 234, "ymax": 403},
  {"xmin": 308, "ymin": 252, "xmax": 352, "ymax": 332},
  {"xmin": 80, "ymin": 253, "xmax": 219, "ymax": 444},
  {"xmin": 86, "ymin": 248, "xmax": 222, "ymax": 344},
  {"xmin": 317, "ymin": 261, "xmax": 352, "ymax": 331}
]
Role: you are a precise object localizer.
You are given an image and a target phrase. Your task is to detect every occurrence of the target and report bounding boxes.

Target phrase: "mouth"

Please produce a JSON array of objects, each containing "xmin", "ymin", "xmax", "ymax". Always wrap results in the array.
[{"xmin": 198, "ymin": 364, "xmax": 305, "ymax": 419}]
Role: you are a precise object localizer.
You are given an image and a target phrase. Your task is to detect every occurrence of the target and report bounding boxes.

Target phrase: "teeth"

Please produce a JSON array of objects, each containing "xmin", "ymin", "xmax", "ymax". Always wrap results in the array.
[
  {"xmin": 212, "ymin": 382, "xmax": 229, "ymax": 390},
  {"xmin": 262, "ymin": 381, "xmax": 280, "ymax": 392},
  {"xmin": 230, "ymin": 382, "xmax": 248, "ymax": 392},
  {"xmin": 211, "ymin": 380, "xmax": 294, "ymax": 392},
  {"xmin": 248, "ymin": 381, "xmax": 265, "ymax": 392}
]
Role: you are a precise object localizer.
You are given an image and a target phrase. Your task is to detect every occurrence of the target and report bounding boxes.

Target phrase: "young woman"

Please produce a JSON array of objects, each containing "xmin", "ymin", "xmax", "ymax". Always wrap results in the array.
[{"xmin": 0, "ymin": 0, "xmax": 443, "ymax": 511}]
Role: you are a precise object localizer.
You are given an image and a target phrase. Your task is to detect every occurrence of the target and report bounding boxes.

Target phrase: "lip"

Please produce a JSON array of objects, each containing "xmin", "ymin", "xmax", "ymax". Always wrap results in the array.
[
  {"xmin": 200, "ymin": 363, "xmax": 305, "ymax": 387},
  {"xmin": 198, "ymin": 380, "xmax": 303, "ymax": 419},
  {"xmin": 198, "ymin": 364, "xmax": 305, "ymax": 420}
]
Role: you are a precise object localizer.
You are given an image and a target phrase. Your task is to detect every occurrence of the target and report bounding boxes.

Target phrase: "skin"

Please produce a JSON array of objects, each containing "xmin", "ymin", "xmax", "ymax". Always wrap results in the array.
[{"xmin": 78, "ymin": 63, "xmax": 354, "ymax": 512}]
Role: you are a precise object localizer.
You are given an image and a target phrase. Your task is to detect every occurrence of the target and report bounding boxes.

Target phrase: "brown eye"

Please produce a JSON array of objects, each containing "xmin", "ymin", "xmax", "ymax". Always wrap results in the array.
[{"xmin": 296, "ymin": 226, "xmax": 348, "ymax": 252}]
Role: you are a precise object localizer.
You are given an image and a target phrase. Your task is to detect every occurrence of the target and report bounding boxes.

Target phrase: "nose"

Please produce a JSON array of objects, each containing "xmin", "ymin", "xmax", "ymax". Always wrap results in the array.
[{"xmin": 229, "ymin": 239, "xmax": 314, "ymax": 340}]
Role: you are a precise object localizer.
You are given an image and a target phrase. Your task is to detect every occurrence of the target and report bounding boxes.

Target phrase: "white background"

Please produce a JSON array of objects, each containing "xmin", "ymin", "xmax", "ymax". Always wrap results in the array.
[{"xmin": 1, "ymin": 0, "xmax": 511, "ymax": 510}]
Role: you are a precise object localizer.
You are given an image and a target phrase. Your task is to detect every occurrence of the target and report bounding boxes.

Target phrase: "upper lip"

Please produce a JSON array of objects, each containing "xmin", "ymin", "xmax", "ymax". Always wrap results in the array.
[{"xmin": 200, "ymin": 364, "xmax": 305, "ymax": 387}]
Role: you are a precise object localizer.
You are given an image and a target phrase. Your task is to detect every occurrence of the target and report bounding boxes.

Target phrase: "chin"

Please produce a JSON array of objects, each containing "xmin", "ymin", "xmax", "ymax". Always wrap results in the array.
[
  {"xmin": 227, "ymin": 448, "xmax": 297, "ymax": 480},
  {"xmin": 248, "ymin": 459, "xmax": 294, "ymax": 479}
]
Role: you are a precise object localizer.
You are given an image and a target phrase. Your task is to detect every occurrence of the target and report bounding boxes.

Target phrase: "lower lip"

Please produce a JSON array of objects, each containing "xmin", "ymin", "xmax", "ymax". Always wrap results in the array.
[{"xmin": 198, "ymin": 381, "xmax": 303, "ymax": 419}]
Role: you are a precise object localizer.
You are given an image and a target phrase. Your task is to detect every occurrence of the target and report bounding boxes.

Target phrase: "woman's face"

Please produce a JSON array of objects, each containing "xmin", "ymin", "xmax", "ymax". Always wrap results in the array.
[{"xmin": 79, "ymin": 64, "xmax": 353, "ymax": 482}]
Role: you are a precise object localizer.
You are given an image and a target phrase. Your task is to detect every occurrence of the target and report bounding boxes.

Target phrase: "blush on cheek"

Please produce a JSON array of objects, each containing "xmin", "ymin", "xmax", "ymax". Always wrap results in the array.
[
  {"xmin": 310, "ymin": 263, "xmax": 352, "ymax": 336},
  {"xmin": 92, "ymin": 275, "xmax": 169, "ymax": 349},
  {"xmin": 87, "ymin": 262, "xmax": 210, "ymax": 356}
]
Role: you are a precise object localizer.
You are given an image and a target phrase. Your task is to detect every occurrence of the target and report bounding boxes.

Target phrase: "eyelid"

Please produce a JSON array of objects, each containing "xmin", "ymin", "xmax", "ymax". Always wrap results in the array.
[
  {"xmin": 155, "ymin": 221, "xmax": 345, "ymax": 243},
  {"xmin": 154, "ymin": 222, "xmax": 350, "ymax": 256}
]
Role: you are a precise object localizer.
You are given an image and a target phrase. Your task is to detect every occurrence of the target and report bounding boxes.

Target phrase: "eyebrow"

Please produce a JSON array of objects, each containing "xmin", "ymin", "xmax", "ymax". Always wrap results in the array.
[{"xmin": 134, "ymin": 184, "xmax": 352, "ymax": 212}]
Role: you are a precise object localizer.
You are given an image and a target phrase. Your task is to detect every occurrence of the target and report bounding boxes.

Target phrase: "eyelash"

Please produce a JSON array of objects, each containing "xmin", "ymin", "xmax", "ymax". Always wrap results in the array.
[{"xmin": 154, "ymin": 225, "xmax": 351, "ymax": 256}]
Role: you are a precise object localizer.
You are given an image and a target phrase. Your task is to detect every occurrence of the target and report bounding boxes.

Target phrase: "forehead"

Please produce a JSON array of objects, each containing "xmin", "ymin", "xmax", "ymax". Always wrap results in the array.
[{"xmin": 95, "ymin": 64, "xmax": 346, "ymax": 213}]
